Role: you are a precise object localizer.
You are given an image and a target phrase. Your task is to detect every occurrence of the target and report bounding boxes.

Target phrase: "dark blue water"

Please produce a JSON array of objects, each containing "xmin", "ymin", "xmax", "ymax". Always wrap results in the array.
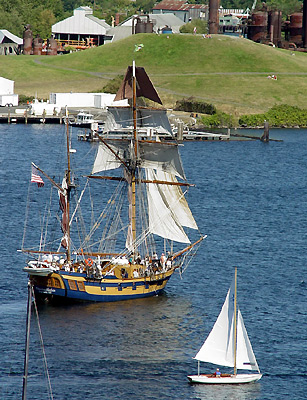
[{"xmin": 0, "ymin": 125, "xmax": 306, "ymax": 399}]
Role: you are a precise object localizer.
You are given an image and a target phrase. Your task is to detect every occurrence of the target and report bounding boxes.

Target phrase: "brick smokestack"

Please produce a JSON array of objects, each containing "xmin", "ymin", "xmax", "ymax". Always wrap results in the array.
[
  {"xmin": 303, "ymin": 0, "xmax": 307, "ymax": 47},
  {"xmin": 209, "ymin": 0, "xmax": 220, "ymax": 34}
]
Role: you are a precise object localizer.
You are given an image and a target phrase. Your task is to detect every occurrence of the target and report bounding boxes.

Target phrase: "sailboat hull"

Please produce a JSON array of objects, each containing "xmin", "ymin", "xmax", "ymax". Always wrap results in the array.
[
  {"xmin": 187, "ymin": 373, "xmax": 262, "ymax": 384},
  {"xmin": 28, "ymin": 268, "xmax": 175, "ymax": 303}
]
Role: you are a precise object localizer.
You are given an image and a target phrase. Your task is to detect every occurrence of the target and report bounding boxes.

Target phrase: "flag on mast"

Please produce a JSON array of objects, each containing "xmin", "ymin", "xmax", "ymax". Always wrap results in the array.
[{"xmin": 31, "ymin": 163, "xmax": 44, "ymax": 187}]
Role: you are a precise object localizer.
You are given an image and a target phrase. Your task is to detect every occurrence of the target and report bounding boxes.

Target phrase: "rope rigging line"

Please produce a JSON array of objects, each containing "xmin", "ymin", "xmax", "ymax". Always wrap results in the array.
[
  {"xmin": 31, "ymin": 286, "xmax": 54, "ymax": 400},
  {"xmin": 82, "ymin": 179, "xmax": 126, "ymax": 250}
]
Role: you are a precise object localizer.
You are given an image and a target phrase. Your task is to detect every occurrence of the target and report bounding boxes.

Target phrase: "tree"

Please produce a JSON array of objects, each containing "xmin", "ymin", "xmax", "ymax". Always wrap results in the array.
[
  {"xmin": 180, "ymin": 19, "xmax": 208, "ymax": 34},
  {"xmin": 264, "ymin": 0, "xmax": 302, "ymax": 16}
]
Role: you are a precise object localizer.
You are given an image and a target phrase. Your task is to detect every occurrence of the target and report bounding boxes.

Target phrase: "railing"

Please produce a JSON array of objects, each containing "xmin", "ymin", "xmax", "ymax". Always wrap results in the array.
[{"xmin": 55, "ymin": 38, "xmax": 97, "ymax": 49}]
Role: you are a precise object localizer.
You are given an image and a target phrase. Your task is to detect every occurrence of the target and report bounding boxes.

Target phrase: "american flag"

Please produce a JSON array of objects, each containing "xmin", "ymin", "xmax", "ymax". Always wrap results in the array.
[{"xmin": 31, "ymin": 164, "xmax": 44, "ymax": 187}]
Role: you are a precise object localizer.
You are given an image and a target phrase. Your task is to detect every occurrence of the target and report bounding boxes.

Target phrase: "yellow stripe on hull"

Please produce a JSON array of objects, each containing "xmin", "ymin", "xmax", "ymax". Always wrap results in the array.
[{"xmin": 30, "ymin": 269, "xmax": 175, "ymax": 302}]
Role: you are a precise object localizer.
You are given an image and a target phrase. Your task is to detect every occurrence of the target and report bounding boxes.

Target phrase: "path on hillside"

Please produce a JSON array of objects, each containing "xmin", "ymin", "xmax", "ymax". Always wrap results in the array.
[
  {"xmin": 33, "ymin": 59, "xmax": 307, "ymax": 77},
  {"xmin": 33, "ymin": 58, "xmax": 307, "ymax": 109}
]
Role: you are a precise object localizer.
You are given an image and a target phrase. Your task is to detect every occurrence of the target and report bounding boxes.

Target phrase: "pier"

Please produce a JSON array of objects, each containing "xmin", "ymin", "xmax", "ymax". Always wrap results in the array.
[
  {"xmin": 0, "ymin": 109, "xmax": 279, "ymax": 142},
  {"xmin": 0, "ymin": 110, "xmax": 65, "ymax": 124}
]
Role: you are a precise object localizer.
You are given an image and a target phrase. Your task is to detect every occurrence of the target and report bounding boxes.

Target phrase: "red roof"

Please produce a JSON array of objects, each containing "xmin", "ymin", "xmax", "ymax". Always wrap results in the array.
[{"xmin": 153, "ymin": 0, "xmax": 206, "ymax": 12}]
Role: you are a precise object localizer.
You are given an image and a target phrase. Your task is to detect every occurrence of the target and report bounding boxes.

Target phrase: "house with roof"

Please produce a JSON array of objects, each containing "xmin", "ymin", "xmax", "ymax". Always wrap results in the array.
[
  {"xmin": 152, "ymin": 0, "xmax": 208, "ymax": 23},
  {"xmin": 52, "ymin": 6, "xmax": 110, "ymax": 48},
  {"xmin": 105, "ymin": 13, "xmax": 185, "ymax": 43},
  {"xmin": 0, "ymin": 30, "xmax": 23, "ymax": 55}
]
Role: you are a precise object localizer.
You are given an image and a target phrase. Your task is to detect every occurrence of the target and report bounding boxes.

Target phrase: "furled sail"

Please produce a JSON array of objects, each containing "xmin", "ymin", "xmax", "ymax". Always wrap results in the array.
[
  {"xmin": 104, "ymin": 107, "xmax": 173, "ymax": 135},
  {"xmin": 92, "ymin": 140, "xmax": 185, "ymax": 179},
  {"xmin": 58, "ymin": 175, "xmax": 68, "ymax": 249},
  {"xmin": 114, "ymin": 66, "xmax": 162, "ymax": 105},
  {"xmin": 146, "ymin": 169, "xmax": 190, "ymax": 244},
  {"xmin": 194, "ymin": 279, "xmax": 235, "ymax": 367},
  {"xmin": 194, "ymin": 279, "xmax": 259, "ymax": 371}
]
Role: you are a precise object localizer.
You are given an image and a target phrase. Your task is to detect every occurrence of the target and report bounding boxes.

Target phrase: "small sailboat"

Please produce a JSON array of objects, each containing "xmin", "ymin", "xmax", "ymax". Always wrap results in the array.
[
  {"xmin": 187, "ymin": 267, "xmax": 262, "ymax": 384},
  {"xmin": 21, "ymin": 62, "xmax": 205, "ymax": 303}
]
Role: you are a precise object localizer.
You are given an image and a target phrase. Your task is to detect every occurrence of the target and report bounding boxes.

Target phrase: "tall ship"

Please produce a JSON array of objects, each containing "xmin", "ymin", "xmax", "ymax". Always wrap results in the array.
[{"xmin": 22, "ymin": 64, "xmax": 204, "ymax": 302}]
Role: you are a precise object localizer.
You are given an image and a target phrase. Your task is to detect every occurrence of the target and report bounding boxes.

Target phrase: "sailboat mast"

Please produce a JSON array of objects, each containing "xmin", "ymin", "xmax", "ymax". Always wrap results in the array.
[
  {"xmin": 65, "ymin": 110, "xmax": 71, "ymax": 263},
  {"xmin": 131, "ymin": 60, "xmax": 137, "ymax": 248},
  {"xmin": 22, "ymin": 282, "xmax": 32, "ymax": 400},
  {"xmin": 233, "ymin": 266, "xmax": 238, "ymax": 376}
]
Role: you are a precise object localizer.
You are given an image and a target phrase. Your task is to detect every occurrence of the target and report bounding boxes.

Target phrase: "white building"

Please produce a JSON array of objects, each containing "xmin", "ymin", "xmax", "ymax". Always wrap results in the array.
[
  {"xmin": 0, "ymin": 77, "xmax": 14, "ymax": 95},
  {"xmin": 49, "ymin": 92, "xmax": 128, "ymax": 109},
  {"xmin": 0, "ymin": 77, "xmax": 18, "ymax": 106},
  {"xmin": 52, "ymin": 7, "xmax": 110, "ymax": 46},
  {"xmin": 0, "ymin": 30, "xmax": 23, "ymax": 55}
]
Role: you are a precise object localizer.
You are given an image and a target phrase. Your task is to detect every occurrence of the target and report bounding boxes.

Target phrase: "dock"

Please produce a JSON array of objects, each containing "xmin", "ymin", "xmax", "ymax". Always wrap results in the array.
[
  {"xmin": 0, "ymin": 110, "xmax": 279, "ymax": 142},
  {"xmin": 0, "ymin": 112, "xmax": 65, "ymax": 124},
  {"xmin": 76, "ymin": 127, "xmax": 231, "ymax": 142}
]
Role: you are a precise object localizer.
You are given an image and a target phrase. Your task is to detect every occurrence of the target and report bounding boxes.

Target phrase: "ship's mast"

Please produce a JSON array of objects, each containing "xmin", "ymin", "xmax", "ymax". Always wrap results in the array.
[
  {"xmin": 233, "ymin": 266, "xmax": 238, "ymax": 376},
  {"xmin": 131, "ymin": 60, "xmax": 138, "ymax": 251},
  {"xmin": 22, "ymin": 282, "xmax": 32, "ymax": 400},
  {"xmin": 65, "ymin": 109, "xmax": 71, "ymax": 263}
]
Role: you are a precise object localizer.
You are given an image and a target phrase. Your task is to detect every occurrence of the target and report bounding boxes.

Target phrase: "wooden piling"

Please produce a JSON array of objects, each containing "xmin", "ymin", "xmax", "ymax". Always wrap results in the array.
[
  {"xmin": 177, "ymin": 121, "xmax": 183, "ymax": 141},
  {"xmin": 260, "ymin": 121, "xmax": 270, "ymax": 142}
]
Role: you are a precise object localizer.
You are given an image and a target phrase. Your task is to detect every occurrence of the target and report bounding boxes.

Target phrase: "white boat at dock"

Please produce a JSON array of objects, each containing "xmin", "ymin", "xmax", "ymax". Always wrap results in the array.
[{"xmin": 71, "ymin": 111, "xmax": 104, "ymax": 128}]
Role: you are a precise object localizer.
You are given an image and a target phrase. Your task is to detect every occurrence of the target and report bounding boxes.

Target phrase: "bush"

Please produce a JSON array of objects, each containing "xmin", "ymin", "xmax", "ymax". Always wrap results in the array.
[
  {"xmin": 18, "ymin": 94, "xmax": 36, "ymax": 104},
  {"xmin": 200, "ymin": 111, "xmax": 236, "ymax": 128},
  {"xmin": 18, "ymin": 94, "xmax": 47, "ymax": 104},
  {"xmin": 175, "ymin": 97, "xmax": 216, "ymax": 114},
  {"xmin": 238, "ymin": 114, "xmax": 266, "ymax": 127},
  {"xmin": 239, "ymin": 105, "xmax": 307, "ymax": 127},
  {"xmin": 100, "ymin": 75, "xmax": 124, "ymax": 94},
  {"xmin": 180, "ymin": 19, "xmax": 208, "ymax": 34}
]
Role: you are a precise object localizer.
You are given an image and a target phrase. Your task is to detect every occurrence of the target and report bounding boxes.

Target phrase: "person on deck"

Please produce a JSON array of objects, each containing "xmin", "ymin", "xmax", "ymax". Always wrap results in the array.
[
  {"xmin": 160, "ymin": 253, "xmax": 166, "ymax": 270},
  {"xmin": 215, "ymin": 368, "xmax": 221, "ymax": 377}
]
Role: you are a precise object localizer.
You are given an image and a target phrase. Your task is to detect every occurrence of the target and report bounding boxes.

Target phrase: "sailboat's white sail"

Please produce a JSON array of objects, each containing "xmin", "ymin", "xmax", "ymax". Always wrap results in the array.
[
  {"xmin": 194, "ymin": 279, "xmax": 235, "ymax": 367},
  {"xmin": 146, "ymin": 169, "xmax": 191, "ymax": 243},
  {"xmin": 194, "ymin": 279, "xmax": 259, "ymax": 371},
  {"xmin": 92, "ymin": 141, "xmax": 185, "ymax": 179},
  {"xmin": 236, "ymin": 310, "xmax": 259, "ymax": 371}
]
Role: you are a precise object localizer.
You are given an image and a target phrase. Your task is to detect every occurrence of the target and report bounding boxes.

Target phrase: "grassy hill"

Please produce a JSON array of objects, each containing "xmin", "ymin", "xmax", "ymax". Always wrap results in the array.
[{"xmin": 1, "ymin": 34, "xmax": 307, "ymax": 115}]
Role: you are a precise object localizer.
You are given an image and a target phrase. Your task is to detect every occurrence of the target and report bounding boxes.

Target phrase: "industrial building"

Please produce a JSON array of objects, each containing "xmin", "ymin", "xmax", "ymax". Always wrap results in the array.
[
  {"xmin": 52, "ymin": 6, "xmax": 110, "ymax": 49},
  {"xmin": 105, "ymin": 13, "xmax": 185, "ymax": 42},
  {"xmin": 152, "ymin": 0, "xmax": 208, "ymax": 23}
]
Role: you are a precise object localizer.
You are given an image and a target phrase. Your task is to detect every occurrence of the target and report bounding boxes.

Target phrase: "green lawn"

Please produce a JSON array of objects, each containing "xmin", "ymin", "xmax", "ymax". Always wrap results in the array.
[{"xmin": 1, "ymin": 34, "xmax": 306, "ymax": 115}]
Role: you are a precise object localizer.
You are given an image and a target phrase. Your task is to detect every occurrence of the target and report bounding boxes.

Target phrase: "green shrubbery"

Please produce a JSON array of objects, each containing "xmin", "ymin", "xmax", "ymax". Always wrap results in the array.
[
  {"xmin": 198, "ymin": 105, "xmax": 307, "ymax": 128},
  {"xmin": 100, "ymin": 75, "xmax": 124, "ymax": 94},
  {"xmin": 175, "ymin": 98, "xmax": 216, "ymax": 115},
  {"xmin": 239, "ymin": 105, "xmax": 307, "ymax": 127},
  {"xmin": 200, "ymin": 111, "xmax": 236, "ymax": 128},
  {"xmin": 18, "ymin": 94, "xmax": 45, "ymax": 104},
  {"xmin": 179, "ymin": 20, "xmax": 208, "ymax": 35}
]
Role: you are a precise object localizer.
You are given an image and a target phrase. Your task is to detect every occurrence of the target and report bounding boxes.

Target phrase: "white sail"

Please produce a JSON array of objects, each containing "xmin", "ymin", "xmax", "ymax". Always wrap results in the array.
[
  {"xmin": 140, "ymin": 142, "xmax": 185, "ymax": 179},
  {"xmin": 146, "ymin": 169, "xmax": 190, "ymax": 243},
  {"xmin": 154, "ymin": 170, "xmax": 198, "ymax": 230},
  {"xmin": 92, "ymin": 141, "xmax": 185, "ymax": 179},
  {"xmin": 194, "ymin": 279, "xmax": 260, "ymax": 372},
  {"xmin": 194, "ymin": 279, "xmax": 235, "ymax": 367},
  {"xmin": 92, "ymin": 143, "xmax": 122, "ymax": 174},
  {"xmin": 236, "ymin": 310, "xmax": 260, "ymax": 371}
]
